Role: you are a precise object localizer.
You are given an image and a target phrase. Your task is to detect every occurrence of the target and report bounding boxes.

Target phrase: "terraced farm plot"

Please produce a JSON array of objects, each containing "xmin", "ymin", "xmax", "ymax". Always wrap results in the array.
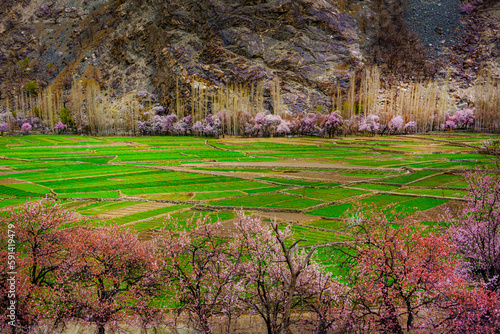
[
  {"xmin": 256, "ymin": 177, "xmax": 340, "ymax": 187},
  {"xmin": 395, "ymin": 188, "xmax": 468, "ymax": 198},
  {"xmin": 307, "ymin": 194, "xmax": 448, "ymax": 218},
  {"xmin": 192, "ymin": 191, "xmax": 244, "ymax": 200},
  {"xmin": 97, "ymin": 202, "xmax": 173, "ymax": 219},
  {"xmin": 5, "ymin": 182, "xmax": 51, "ymax": 195},
  {"xmin": 284, "ymin": 188, "xmax": 370, "ymax": 202},
  {"xmin": 307, "ymin": 219, "xmax": 350, "ymax": 231},
  {"xmin": 243, "ymin": 186, "xmax": 288, "ymax": 194},
  {"xmin": 121, "ymin": 180, "xmax": 272, "ymax": 196},
  {"xmin": 103, "ymin": 204, "xmax": 191, "ymax": 226},
  {"xmin": 0, "ymin": 133, "xmax": 497, "ymax": 247},
  {"xmin": 350, "ymin": 184, "xmax": 401, "ymax": 191},
  {"xmin": 377, "ymin": 170, "xmax": 440, "ymax": 184},
  {"xmin": 56, "ymin": 191, "xmax": 121, "ymax": 199},
  {"xmin": 133, "ymin": 209, "xmax": 235, "ymax": 231},
  {"xmin": 75, "ymin": 201, "xmax": 148, "ymax": 216},
  {"xmin": 0, "ymin": 198, "xmax": 37, "ymax": 209},
  {"xmin": 410, "ymin": 174, "xmax": 464, "ymax": 187},
  {"xmin": 278, "ymin": 224, "xmax": 352, "ymax": 247},
  {"xmin": 210, "ymin": 193, "xmax": 324, "ymax": 209}
]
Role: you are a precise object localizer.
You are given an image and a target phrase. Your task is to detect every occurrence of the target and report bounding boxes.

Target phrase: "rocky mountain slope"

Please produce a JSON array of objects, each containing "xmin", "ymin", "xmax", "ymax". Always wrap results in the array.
[{"xmin": 0, "ymin": 0, "xmax": 498, "ymax": 114}]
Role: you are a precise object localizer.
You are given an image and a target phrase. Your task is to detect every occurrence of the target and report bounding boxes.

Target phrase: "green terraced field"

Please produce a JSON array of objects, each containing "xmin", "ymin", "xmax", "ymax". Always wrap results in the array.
[
  {"xmin": 377, "ymin": 170, "xmax": 440, "ymax": 184},
  {"xmin": 306, "ymin": 194, "xmax": 448, "ymax": 218},
  {"xmin": 395, "ymin": 188, "xmax": 469, "ymax": 198},
  {"xmin": 410, "ymin": 174, "xmax": 464, "ymax": 187},
  {"xmin": 256, "ymin": 177, "xmax": 341, "ymax": 187},
  {"xmin": 0, "ymin": 133, "xmax": 497, "ymax": 244},
  {"xmin": 279, "ymin": 224, "xmax": 353, "ymax": 247},
  {"xmin": 284, "ymin": 188, "xmax": 370, "ymax": 202},
  {"xmin": 210, "ymin": 193, "xmax": 324, "ymax": 209}
]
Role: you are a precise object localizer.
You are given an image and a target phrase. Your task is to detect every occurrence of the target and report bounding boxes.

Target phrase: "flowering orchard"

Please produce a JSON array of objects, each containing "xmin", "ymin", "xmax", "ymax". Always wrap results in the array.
[
  {"xmin": 0, "ymin": 92, "xmax": 476, "ymax": 137},
  {"xmin": 134, "ymin": 108, "xmax": 476, "ymax": 138}
]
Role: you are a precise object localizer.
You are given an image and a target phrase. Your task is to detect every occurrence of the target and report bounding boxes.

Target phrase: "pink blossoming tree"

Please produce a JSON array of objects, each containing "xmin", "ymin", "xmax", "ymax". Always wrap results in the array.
[
  {"xmin": 56, "ymin": 226, "xmax": 162, "ymax": 334},
  {"xmin": 0, "ymin": 199, "xmax": 79, "ymax": 332},
  {"xmin": 320, "ymin": 111, "xmax": 344, "ymax": 138},
  {"xmin": 338, "ymin": 208, "xmax": 462, "ymax": 333},
  {"xmin": 448, "ymin": 171, "xmax": 500, "ymax": 291},
  {"xmin": 21, "ymin": 122, "xmax": 32, "ymax": 134}
]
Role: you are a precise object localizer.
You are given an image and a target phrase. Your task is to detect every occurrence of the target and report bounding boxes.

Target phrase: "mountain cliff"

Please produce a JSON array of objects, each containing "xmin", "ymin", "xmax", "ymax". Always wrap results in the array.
[{"xmin": 0, "ymin": 0, "xmax": 498, "ymax": 114}]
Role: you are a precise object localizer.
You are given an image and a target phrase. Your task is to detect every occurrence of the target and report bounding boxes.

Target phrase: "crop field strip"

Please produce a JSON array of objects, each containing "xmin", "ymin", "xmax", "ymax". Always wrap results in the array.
[{"xmin": 0, "ymin": 133, "xmax": 498, "ymax": 248}]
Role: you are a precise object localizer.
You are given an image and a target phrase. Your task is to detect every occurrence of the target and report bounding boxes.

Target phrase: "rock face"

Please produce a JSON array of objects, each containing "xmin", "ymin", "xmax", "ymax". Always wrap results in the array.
[
  {"xmin": 151, "ymin": 0, "xmax": 361, "ymax": 113},
  {"xmin": 0, "ymin": 0, "xmax": 362, "ymax": 114},
  {"xmin": 0, "ymin": 0, "xmax": 497, "ymax": 115}
]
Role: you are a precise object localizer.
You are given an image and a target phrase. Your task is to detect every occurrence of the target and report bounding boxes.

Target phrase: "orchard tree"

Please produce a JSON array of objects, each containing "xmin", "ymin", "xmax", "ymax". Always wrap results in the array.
[
  {"xmin": 158, "ymin": 216, "xmax": 245, "ymax": 334},
  {"xmin": 320, "ymin": 111, "xmax": 343, "ymax": 138},
  {"xmin": 436, "ymin": 287, "xmax": 500, "ymax": 333},
  {"xmin": 0, "ymin": 199, "xmax": 80, "ymax": 332},
  {"xmin": 448, "ymin": 171, "xmax": 500, "ymax": 291},
  {"xmin": 158, "ymin": 212, "xmax": 348, "ymax": 334},
  {"xmin": 338, "ymin": 208, "xmax": 461, "ymax": 333},
  {"xmin": 233, "ymin": 213, "xmax": 348, "ymax": 334},
  {"xmin": 388, "ymin": 116, "xmax": 404, "ymax": 134},
  {"xmin": 358, "ymin": 114, "xmax": 381, "ymax": 135},
  {"xmin": 57, "ymin": 226, "xmax": 162, "ymax": 334}
]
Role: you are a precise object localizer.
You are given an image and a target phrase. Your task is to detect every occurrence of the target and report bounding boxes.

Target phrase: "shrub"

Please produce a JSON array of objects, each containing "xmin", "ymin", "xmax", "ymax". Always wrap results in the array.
[
  {"xmin": 17, "ymin": 57, "xmax": 30, "ymax": 71},
  {"xmin": 136, "ymin": 91, "xmax": 149, "ymax": 98},
  {"xmin": 461, "ymin": 4, "xmax": 475, "ymax": 13},
  {"xmin": 25, "ymin": 81, "xmax": 38, "ymax": 96},
  {"xmin": 59, "ymin": 107, "xmax": 74, "ymax": 128}
]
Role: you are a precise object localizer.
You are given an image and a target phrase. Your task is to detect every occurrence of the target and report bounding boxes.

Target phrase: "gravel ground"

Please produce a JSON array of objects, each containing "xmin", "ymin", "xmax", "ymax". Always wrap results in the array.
[{"xmin": 405, "ymin": 0, "xmax": 464, "ymax": 55}]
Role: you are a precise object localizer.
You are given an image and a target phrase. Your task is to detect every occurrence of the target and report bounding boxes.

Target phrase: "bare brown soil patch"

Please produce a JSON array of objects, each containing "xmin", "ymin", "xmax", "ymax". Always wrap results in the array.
[
  {"xmin": 0, "ymin": 169, "xmax": 50, "ymax": 175},
  {"xmin": 0, "ymin": 178, "xmax": 23, "ymax": 184},
  {"xmin": 97, "ymin": 202, "xmax": 171, "ymax": 219}
]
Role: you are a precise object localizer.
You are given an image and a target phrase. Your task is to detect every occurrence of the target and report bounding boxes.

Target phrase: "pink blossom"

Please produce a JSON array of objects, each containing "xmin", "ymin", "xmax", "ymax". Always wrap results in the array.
[
  {"xmin": 21, "ymin": 122, "xmax": 32, "ymax": 133},
  {"xmin": 275, "ymin": 119, "xmax": 291, "ymax": 136},
  {"xmin": 448, "ymin": 171, "xmax": 500, "ymax": 291},
  {"xmin": 388, "ymin": 116, "xmax": 404, "ymax": 133},
  {"xmin": 320, "ymin": 110, "xmax": 344, "ymax": 137},
  {"xmin": 358, "ymin": 114, "xmax": 380, "ymax": 135},
  {"xmin": 404, "ymin": 121, "xmax": 417, "ymax": 133}
]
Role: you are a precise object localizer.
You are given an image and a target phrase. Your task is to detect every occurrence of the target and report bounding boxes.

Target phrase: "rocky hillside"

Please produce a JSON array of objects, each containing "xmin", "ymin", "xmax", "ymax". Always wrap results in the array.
[{"xmin": 0, "ymin": 0, "xmax": 498, "ymax": 114}]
